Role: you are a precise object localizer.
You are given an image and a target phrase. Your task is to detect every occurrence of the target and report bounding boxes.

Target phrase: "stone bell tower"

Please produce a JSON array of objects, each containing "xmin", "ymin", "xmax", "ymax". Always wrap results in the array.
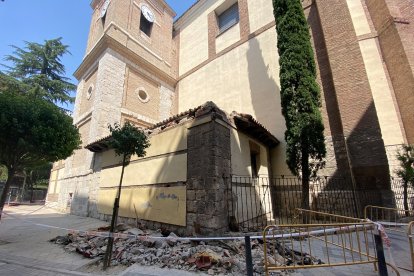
[
  {"xmin": 69, "ymin": 0, "xmax": 179, "ymax": 174},
  {"xmin": 48, "ymin": 0, "xmax": 179, "ymax": 214}
]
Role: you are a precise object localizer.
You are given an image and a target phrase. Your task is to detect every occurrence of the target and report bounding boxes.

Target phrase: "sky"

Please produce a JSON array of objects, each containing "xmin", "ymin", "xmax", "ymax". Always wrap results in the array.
[{"xmin": 0, "ymin": 0, "xmax": 196, "ymax": 111}]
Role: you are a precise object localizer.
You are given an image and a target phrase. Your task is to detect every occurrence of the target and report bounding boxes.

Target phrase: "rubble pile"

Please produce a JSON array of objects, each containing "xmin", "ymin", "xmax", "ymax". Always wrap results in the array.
[{"xmin": 50, "ymin": 224, "xmax": 296, "ymax": 275}]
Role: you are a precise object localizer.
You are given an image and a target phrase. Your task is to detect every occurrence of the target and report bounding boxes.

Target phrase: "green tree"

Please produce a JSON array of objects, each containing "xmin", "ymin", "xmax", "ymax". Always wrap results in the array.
[
  {"xmin": 0, "ymin": 165, "xmax": 7, "ymax": 182},
  {"xmin": 2, "ymin": 38, "xmax": 76, "ymax": 105},
  {"xmin": 0, "ymin": 92, "xmax": 81, "ymax": 220},
  {"xmin": 272, "ymin": 0, "xmax": 326, "ymax": 213},
  {"xmin": 395, "ymin": 145, "xmax": 414, "ymax": 215},
  {"xmin": 103, "ymin": 122, "xmax": 150, "ymax": 269}
]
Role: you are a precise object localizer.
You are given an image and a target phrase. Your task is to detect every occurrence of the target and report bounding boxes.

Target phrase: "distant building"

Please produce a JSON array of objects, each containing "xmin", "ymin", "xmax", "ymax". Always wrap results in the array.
[{"xmin": 47, "ymin": 0, "xmax": 414, "ymax": 234}]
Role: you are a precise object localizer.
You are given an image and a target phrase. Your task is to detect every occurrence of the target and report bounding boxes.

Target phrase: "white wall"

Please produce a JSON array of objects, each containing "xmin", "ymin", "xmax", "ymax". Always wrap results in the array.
[{"xmin": 179, "ymin": 28, "xmax": 290, "ymax": 175}]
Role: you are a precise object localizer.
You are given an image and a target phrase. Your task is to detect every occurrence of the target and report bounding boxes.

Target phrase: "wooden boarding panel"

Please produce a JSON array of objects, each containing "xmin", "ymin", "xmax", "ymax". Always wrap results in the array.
[{"xmin": 97, "ymin": 185, "xmax": 186, "ymax": 226}]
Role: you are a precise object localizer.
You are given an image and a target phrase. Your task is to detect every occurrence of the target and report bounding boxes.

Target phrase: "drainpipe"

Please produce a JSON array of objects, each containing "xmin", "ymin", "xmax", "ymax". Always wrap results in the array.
[
  {"xmin": 267, "ymin": 146, "xmax": 277, "ymax": 221},
  {"xmin": 344, "ymin": 136, "xmax": 360, "ymax": 218}
]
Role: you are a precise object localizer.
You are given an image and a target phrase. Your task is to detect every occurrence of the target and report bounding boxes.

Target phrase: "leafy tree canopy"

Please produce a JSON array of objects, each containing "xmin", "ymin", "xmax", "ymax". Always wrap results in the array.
[
  {"xmin": 0, "ymin": 165, "xmax": 6, "ymax": 182},
  {"xmin": 108, "ymin": 122, "xmax": 150, "ymax": 160},
  {"xmin": 104, "ymin": 122, "xmax": 150, "ymax": 268},
  {"xmin": 0, "ymin": 92, "xmax": 81, "ymax": 216},
  {"xmin": 0, "ymin": 92, "xmax": 81, "ymax": 173},
  {"xmin": 395, "ymin": 145, "xmax": 414, "ymax": 213},
  {"xmin": 396, "ymin": 145, "xmax": 414, "ymax": 184},
  {"xmin": 2, "ymin": 38, "xmax": 76, "ymax": 105}
]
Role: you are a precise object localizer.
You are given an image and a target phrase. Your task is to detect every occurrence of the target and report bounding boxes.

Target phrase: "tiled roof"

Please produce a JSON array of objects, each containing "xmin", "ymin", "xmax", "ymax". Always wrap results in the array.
[
  {"xmin": 230, "ymin": 112, "xmax": 280, "ymax": 148},
  {"xmin": 85, "ymin": 102, "xmax": 280, "ymax": 152}
]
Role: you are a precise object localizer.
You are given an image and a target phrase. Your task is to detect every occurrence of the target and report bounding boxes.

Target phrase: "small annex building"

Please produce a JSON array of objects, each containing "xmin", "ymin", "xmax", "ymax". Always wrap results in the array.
[
  {"xmin": 73, "ymin": 102, "xmax": 278, "ymax": 235},
  {"xmin": 47, "ymin": 0, "xmax": 414, "ymax": 233}
]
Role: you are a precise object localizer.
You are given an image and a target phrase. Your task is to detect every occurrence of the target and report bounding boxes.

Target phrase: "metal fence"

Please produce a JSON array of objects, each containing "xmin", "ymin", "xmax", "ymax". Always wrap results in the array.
[
  {"xmin": 226, "ymin": 176, "xmax": 274, "ymax": 232},
  {"xmin": 227, "ymin": 175, "xmax": 414, "ymax": 231},
  {"xmin": 293, "ymin": 208, "xmax": 365, "ymax": 224},
  {"xmin": 390, "ymin": 177, "xmax": 414, "ymax": 210},
  {"xmin": 364, "ymin": 205, "xmax": 414, "ymax": 233},
  {"xmin": 408, "ymin": 221, "xmax": 414, "ymax": 271},
  {"xmin": 263, "ymin": 222, "xmax": 400, "ymax": 275}
]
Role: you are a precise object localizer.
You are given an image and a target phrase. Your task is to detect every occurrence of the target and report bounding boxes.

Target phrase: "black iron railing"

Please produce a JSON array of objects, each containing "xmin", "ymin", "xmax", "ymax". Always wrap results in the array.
[{"xmin": 226, "ymin": 175, "xmax": 414, "ymax": 231}]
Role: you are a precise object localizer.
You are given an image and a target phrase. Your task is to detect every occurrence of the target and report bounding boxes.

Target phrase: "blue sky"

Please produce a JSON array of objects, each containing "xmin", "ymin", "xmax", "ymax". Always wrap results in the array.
[{"xmin": 0, "ymin": 0, "xmax": 196, "ymax": 111}]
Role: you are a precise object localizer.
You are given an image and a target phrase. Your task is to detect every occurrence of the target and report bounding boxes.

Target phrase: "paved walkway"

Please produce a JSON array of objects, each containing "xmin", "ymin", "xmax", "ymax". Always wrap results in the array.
[
  {"xmin": 0, "ymin": 204, "xmax": 108, "ymax": 275},
  {"xmin": 0, "ymin": 204, "xmax": 203, "ymax": 276},
  {"xmin": 0, "ymin": 204, "xmax": 412, "ymax": 275}
]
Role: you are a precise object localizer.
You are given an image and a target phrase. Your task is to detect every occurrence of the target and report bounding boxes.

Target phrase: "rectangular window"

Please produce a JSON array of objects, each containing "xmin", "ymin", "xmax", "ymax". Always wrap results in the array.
[
  {"xmin": 218, "ymin": 3, "xmax": 239, "ymax": 33},
  {"xmin": 140, "ymin": 12, "xmax": 153, "ymax": 37},
  {"xmin": 249, "ymin": 141, "xmax": 260, "ymax": 178},
  {"xmin": 250, "ymin": 153, "xmax": 258, "ymax": 178}
]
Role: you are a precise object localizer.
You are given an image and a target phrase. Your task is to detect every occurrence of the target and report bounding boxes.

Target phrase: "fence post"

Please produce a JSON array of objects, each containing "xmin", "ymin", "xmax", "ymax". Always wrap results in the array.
[
  {"xmin": 7, "ymin": 191, "xmax": 11, "ymax": 206},
  {"xmin": 245, "ymin": 236, "xmax": 253, "ymax": 276},
  {"xmin": 374, "ymin": 228, "xmax": 388, "ymax": 276}
]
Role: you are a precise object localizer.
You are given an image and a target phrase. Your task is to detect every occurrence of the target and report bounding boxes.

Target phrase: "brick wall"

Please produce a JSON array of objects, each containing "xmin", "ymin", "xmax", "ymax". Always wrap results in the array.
[
  {"xmin": 365, "ymin": 0, "xmax": 414, "ymax": 144},
  {"xmin": 305, "ymin": 4, "xmax": 351, "ymax": 177},
  {"xmin": 123, "ymin": 67, "xmax": 160, "ymax": 121},
  {"xmin": 310, "ymin": 0, "xmax": 389, "ymax": 186}
]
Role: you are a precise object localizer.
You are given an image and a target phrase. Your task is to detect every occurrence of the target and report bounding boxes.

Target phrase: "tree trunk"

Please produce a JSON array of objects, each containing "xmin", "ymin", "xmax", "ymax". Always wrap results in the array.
[
  {"xmin": 29, "ymin": 171, "xmax": 34, "ymax": 203},
  {"xmin": 403, "ymin": 180, "xmax": 409, "ymax": 217},
  {"xmin": 0, "ymin": 168, "xmax": 15, "ymax": 221},
  {"xmin": 30, "ymin": 182, "xmax": 34, "ymax": 203},
  {"xmin": 103, "ymin": 154, "xmax": 127, "ymax": 270},
  {"xmin": 301, "ymin": 146, "xmax": 310, "ymax": 224}
]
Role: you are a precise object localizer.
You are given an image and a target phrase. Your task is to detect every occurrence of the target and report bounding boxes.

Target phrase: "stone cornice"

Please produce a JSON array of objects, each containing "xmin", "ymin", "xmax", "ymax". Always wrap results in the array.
[
  {"xmin": 174, "ymin": 0, "xmax": 206, "ymax": 29},
  {"xmin": 74, "ymin": 22, "xmax": 178, "ymax": 87}
]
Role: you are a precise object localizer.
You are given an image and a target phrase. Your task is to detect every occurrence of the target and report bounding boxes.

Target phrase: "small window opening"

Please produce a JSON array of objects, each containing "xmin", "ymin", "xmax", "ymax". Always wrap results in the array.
[
  {"xmin": 218, "ymin": 3, "xmax": 239, "ymax": 33},
  {"xmin": 140, "ymin": 12, "xmax": 153, "ymax": 37},
  {"xmin": 136, "ymin": 88, "xmax": 150, "ymax": 103},
  {"xmin": 251, "ymin": 153, "xmax": 259, "ymax": 178},
  {"xmin": 138, "ymin": 90, "xmax": 148, "ymax": 101},
  {"xmin": 249, "ymin": 141, "xmax": 261, "ymax": 178},
  {"xmin": 87, "ymin": 84, "xmax": 94, "ymax": 100}
]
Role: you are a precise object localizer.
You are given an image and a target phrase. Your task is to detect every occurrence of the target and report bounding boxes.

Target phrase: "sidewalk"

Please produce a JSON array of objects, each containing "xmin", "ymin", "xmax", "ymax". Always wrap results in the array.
[
  {"xmin": 0, "ymin": 204, "xmax": 109, "ymax": 275},
  {"xmin": 0, "ymin": 204, "xmax": 203, "ymax": 276},
  {"xmin": 1, "ymin": 204, "xmax": 412, "ymax": 276}
]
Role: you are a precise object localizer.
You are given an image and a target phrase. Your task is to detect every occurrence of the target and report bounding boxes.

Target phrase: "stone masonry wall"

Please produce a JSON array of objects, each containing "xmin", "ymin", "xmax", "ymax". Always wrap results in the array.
[
  {"xmin": 186, "ymin": 108, "xmax": 232, "ymax": 236},
  {"xmin": 91, "ymin": 104, "xmax": 233, "ymax": 237},
  {"xmin": 90, "ymin": 49, "xmax": 125, "ymax": 141},
  {"xmin": 50, "ymin": 50, "xmax": 125, "ymax": 214},
  {"xmin": 54, "ymin": 152, "xmax": 101, "ymax": 217}
]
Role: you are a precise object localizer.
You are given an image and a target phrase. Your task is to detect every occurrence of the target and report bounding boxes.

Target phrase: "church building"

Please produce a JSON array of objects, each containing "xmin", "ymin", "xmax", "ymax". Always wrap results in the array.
[{"xmin": 47, "ymin": 0, "xmax": 414, "ymax": 235}]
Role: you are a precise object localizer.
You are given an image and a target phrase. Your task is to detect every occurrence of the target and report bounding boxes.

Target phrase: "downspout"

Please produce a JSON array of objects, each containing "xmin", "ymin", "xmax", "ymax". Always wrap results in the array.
[{"xmin": 344, "ymin": 136, "xmax": 361, "ymax": 218}]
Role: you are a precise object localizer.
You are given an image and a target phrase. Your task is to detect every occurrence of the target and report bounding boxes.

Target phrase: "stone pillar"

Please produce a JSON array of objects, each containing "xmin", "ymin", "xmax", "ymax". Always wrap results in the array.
[
  {"xmin": 91, "ymin": 49, "xmax": 125, "ymax": 141},
  {"xmin": 186, "ymin": 104, "xmax": 231, "ymax": 235}
]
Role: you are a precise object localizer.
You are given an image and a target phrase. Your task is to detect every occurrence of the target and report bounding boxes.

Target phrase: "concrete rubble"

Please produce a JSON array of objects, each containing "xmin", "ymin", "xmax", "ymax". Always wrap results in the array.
[{"xmin": 49, "ymin": 223, "xmax": 294, "ymax": 275}]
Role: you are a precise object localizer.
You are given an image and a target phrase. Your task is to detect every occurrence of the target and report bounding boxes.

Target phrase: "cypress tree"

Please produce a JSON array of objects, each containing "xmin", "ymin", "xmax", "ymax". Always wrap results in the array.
[{"xmin": 273, "ymin": 0, "xmax": 326, "ymax": 212}]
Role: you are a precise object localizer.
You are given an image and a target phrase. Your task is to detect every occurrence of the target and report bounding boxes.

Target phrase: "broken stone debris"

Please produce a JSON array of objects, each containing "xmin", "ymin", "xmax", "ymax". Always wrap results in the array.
[{"xmin": 50, "ymin": 225, "xmax": 303, "ymax": 275}]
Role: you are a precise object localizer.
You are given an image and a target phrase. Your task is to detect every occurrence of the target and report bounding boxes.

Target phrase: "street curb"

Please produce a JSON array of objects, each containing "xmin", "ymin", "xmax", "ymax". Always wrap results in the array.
[{"xmin": 0, "ymin": 256, "xmax": 102, "ymax": 276}]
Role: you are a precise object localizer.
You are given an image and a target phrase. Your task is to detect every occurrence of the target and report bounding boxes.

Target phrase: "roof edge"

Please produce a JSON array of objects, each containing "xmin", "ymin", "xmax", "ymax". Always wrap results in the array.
[{"xmin": 85, "ymin": 102, "xmax": 280, "ymax": 152}]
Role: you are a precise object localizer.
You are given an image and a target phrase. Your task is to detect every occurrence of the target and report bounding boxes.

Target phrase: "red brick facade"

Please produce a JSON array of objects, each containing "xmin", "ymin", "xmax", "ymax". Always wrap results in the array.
[
  {"xmin": 304, "ymin": 0, "xmax": 414, "ymax": 187},
  {"xmin": 366, "ymin": 0, "xmax": 414, "ymax": 144}
]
